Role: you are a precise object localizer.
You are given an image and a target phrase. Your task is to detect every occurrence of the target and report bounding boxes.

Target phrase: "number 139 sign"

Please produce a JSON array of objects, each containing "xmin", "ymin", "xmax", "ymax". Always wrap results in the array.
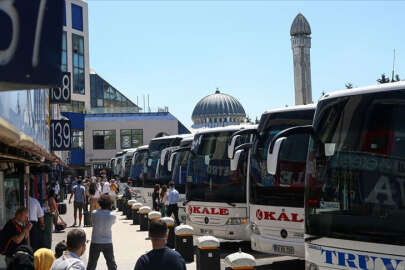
[{"xmin": 50, "ymin": 120, "xmax": 71, "ymax": 151}]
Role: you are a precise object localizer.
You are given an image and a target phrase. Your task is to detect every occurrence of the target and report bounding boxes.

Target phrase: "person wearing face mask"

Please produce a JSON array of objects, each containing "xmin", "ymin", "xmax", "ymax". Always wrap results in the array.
[
  {"xmin": 0, "ymin": 208, "xmax": 32, "ymax": 267},
  {"xmin": 50, "ymin": 229, "xmax": 87, "ymax": 270}
]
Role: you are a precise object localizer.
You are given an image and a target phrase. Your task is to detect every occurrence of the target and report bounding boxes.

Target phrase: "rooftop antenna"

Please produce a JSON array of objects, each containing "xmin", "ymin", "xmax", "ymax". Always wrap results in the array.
[
  {"xmin": 391, "ymin": 49, "xmax": 396, "ymax": 82},
  {"xmin": 143, "ymin": 95, "xmax": 145, "ymax": 113},
  {"xmin": 148, "ymin": 94, "xmax": 150, "ymax": 112}
]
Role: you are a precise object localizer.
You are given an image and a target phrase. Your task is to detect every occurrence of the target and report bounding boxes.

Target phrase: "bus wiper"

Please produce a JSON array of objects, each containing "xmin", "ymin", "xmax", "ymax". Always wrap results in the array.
[
  {"xmin": 304, "ymin": 236, "xmax": 324, "ymax": 242},
  {"xmin": 225, "ymin": 201, "xmax": 236, "ymax": 207}
]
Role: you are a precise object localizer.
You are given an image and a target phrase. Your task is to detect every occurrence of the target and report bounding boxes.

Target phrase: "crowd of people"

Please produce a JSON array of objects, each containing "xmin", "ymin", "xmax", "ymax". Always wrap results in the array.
[
  {"xmin": 152, "ymin": 182, "xmax": 180, "ymax": 225},
  {"xmin": 0, "ymin": 175, "xmax": 185, "ymax": 270}
]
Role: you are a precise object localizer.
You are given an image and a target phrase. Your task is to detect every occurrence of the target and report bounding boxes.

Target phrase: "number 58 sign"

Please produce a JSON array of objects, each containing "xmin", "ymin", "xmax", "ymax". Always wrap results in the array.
[
  {"xmin": 50, "ymin": 72, "xmax": 71, "ymax": 103},
  {"xmin": 50, "ymin": 120, "xmax": 71, "ymax": 151}
]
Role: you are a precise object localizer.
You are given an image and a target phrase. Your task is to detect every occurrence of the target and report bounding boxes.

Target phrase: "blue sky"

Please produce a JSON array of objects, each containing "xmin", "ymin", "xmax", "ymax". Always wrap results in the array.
[{"xmin": 88, "ymin": 1, "xmax": 405, "ymax": 127}]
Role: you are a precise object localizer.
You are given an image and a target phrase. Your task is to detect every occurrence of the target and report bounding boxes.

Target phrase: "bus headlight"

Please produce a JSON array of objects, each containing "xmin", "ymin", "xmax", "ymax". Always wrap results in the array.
[
  {"xmin": 226, "ymin": 217, "xmax": 248, "ymax": 225},
  {"xmin": 250, "ymin": 222, "xmax": 261, "ymax": 235},
  {"xmin": 305, "ymin": 262, "xmax": 319, "ymax": 270}
]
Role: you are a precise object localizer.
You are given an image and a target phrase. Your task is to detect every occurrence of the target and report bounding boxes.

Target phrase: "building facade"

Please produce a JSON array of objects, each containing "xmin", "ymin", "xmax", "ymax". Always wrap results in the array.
[{"xmin": 85, "ymin": 112, "xmax": 189, "ymax": 175}]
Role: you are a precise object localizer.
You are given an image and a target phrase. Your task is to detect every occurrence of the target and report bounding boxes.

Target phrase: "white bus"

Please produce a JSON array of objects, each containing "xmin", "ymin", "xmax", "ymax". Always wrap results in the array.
[
  {"xmin": 268, "ymin": 82, "xmax": 405, "ymax": 269},
  {"xmin": 232, "ymin": 105, "xmax": 315, "ymax": 258},
  {"xmin": 139, "ymin": 134, "xmax": 190, "ymax": 208},
  {"xmin": 185, "ymin": 125, "xmax": 256, "ymax": 240},
  {"xmin": 130, "ymin": 145, "xmax": 149, "ymax": 185},
  {"xmin": 121, "ymin": 148, "xmax": 137, "ymax": 180}
]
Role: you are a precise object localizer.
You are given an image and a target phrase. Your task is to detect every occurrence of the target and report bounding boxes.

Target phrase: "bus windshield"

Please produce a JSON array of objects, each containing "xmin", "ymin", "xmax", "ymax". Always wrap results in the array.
[
  {"xmin": 146, "ymin": 138, "xmax": 182, "ymax": 184},
  {"xmin": 306, "ymin": 91, "xmax": 405, "ymax": 245},
  {"xmin": 130, "ymin": 150, "xmax": 148, "ymax": 183},
  {"xmin": 187, "ymin": 131, "xmax": 248, "ymax": 203},
  {"xmin": 172, "ymin": 150, "xmax": 190, "ymax": 194},
  {"xmin": 251, "ymin": 110, "xmax": 314, "ymax": 207}
]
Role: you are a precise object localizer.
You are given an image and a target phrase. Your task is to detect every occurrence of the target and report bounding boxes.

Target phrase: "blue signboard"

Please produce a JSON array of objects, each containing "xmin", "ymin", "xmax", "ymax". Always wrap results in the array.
[{"xmin": 0, "ymin": 0, "xmax": 63, "ymax": 90}]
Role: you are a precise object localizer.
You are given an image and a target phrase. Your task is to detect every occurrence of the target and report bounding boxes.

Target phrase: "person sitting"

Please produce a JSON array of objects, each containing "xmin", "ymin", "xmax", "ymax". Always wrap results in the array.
[
  {"xmin": 34, "ymin": 248, "xmax": 55, "ymax": 270},
  {"xmin": 0, "ymin": 208, "xmax": 32, "ymax": 267},
  {"xmin": 134, "ymin": 220, "xmax": 186, "ymax": 270},
  {"xmin": 7, "ymin": 245, "xmax": 34, "ymax": 270}
]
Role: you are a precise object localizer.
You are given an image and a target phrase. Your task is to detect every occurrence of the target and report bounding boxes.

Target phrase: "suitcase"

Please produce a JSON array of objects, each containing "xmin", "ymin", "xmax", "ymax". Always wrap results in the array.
[
  {"xmin": 83, "ymin": 211, "xmax": 92, "ymax": 227},
  {"xmin": 58, "ymin": 203, "xmax": 67, "ymax": 215}
]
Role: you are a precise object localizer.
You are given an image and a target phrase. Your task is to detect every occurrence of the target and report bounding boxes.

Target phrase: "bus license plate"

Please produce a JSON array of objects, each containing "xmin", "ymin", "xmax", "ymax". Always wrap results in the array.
[
  {"xmin": 200, "ymin": 229, "xmax": 213, "ymax": 234},
  {"xmin": 273, "ymin": 245, "xmax": 294, "ymax": 255}
]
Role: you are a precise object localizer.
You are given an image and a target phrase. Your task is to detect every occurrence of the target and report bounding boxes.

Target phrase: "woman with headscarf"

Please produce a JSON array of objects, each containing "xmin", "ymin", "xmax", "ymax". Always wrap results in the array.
[{"xmin": 33, "ymin": 248, "xmax": 55, "ymax": 270}]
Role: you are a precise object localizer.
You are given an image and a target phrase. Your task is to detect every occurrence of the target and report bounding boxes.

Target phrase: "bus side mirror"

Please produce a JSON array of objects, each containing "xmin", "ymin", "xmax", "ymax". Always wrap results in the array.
[
  {"xmin": 160, "ymin": 150, "xmax": 167, "ymax": 166},
  {"xmin": 228, "ymin": 135, "xmax": 240, "ymax": 159},
  {"xmin": 168, "ymin": 153, "xmax": 176, "ymax": 172},
  {"xmin": 267, "ymin": 137, "xmax": 286, "ymax": 175},
  {"xmin": 231, "ymin": 149, "xmax": 243, "ymax": 171}
]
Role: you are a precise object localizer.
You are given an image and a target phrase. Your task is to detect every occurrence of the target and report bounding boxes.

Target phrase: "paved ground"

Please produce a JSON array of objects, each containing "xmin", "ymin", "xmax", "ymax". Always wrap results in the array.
[{"xmin": 52, "ymin": 200, "xmax": 304, "ymax": 270}]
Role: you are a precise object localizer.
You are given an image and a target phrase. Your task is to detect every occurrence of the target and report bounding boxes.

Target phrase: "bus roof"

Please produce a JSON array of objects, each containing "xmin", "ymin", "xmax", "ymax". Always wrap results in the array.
[
  {"xmin": 135, "ymin": 145, "xmax": 149, "ymax": 151},
  {"xmin": 150, "ymin": 134, "xmax": 190, "ymax": 142},
  {"xmin": 195, "ymin": 124, "xmax": 257, "ymax": 135},
  {"xmin": 321, "ymin": 81, "xmax": 405, "ymax": 101},
  {"xmin": 262, "ymin": 104, "xmax": 316, "ymax": 115}
]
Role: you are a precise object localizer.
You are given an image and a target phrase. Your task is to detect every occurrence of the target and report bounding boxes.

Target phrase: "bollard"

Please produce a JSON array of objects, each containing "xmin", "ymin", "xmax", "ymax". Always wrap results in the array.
[
  {"xmin": 161, "ymin": 217, "xmax": 175, "ymax": 248},
  {"xmin": 132, "ymin": 203, "xmax": 143, "ymax": 225},
  {"xmin": 117, "ymin": 195, "xmax": 123, "ymax": 212},
  {"xmin": 123, "ymin": 198, "xmax": 128, "ymax": 216},
  {"xmin": 196, "ymin": 236, "xmax": 220, "ymax": 270},
  {"xmin": 175, "ymin": 225, "xmax": 194, "ymax": 263},
  {"xmin": 139, "ymin": 206, "xmax": 151, "ymax": 231},
  {"xmin": 148, "ymin": 211, "xmax": 161, "ymax": 223},
  {"xmin": 127, "ymin": 200, "xmax": 137, "ymax": 220},
  {"xmin": 224, "ymin": 250, "xmax": 256, "ymax": 270}
]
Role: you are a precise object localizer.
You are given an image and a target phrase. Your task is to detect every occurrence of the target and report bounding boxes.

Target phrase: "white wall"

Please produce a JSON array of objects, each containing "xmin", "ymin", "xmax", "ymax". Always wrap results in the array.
[{"xmin": 84, "ymin": 119, "xmax": 179, "ymax": 164}]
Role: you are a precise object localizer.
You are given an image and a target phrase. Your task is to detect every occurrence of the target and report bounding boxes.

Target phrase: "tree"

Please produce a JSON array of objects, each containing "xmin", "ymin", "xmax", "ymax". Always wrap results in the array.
[
  {"xmin": 345, "ymin": 82, "xmax": 353, "ymax": 89},
  {"xmin": 377, "ymin": 73, "xmax": 390, "ymax": 84}
]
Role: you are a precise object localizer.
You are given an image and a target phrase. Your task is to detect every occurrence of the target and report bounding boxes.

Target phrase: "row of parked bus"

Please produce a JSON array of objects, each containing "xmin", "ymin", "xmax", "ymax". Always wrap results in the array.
[{"xmin": 107, "ymin": 82, "xmax": 405, "ymax": 270}]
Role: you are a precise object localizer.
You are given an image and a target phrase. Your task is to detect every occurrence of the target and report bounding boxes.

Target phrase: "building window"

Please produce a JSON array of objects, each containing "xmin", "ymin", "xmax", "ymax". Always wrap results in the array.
[
  {"xmin": 120, "ymin": 129, "xmax": 143, "ymax": 149},
  {"xmin": 61, "ymin": 31, "xmax": 67, "ymax": 72},
  {"xmin": 72, "ymin": 130, "xmax": 84, "ymax": 149},
  {"xmin": 93, "ymin": 130, "xmax": 116, "ymax": 150},
  {"xmin": 60, "ymin": 101, "xmax": 85, "ymax": 113},
  {"xmin": 71, "ymin": 4, "xmax": 83, "ymax": 31},
  {"xmin": 63, "ymin": 0, "xmax": 66, "ymax": 26},
  {"xmin": 72, "ymin": 34, "xmax": 85, "ymax": 94}
]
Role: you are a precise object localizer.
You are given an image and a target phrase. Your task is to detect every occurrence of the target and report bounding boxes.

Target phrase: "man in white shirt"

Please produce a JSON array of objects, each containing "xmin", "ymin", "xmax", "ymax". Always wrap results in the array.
[
  {"xmin": 51, "ymin": 229, "xmax": 87, "ymax": 270},
  {"xmin": 29, "ymin": 195, "xmax": 45, "ymax": 251},
  {"xmin": 102, "ymin": 180, "xmax": 110, "ymax": 195}
]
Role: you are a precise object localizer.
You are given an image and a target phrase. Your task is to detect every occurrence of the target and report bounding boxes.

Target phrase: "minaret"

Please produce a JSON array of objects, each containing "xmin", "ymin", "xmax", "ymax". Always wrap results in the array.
[{"xmin": 290, "ymin": 13, "xmax": 313, "ymax": 105}]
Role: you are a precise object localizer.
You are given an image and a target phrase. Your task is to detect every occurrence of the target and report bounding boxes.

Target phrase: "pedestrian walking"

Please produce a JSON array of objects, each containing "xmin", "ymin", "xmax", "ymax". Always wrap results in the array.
[
  {"xmin": 86, "ymin": 195, "xmax": 117, "ymax": 270},
  {"xmin": 34, "ymin": 248, "xmax": 55, "ymax": 270},
  {"xmin": 102, "ymin": 179, "xmax": 110, "ymax": 195},
  {"xmin": 134, "ymin": 219, "xmax": 186, "ymax": 270},
  {"xmin": 152, "ymin": 184, "xmax": 160, "ymax": 211},
  {"xmin": 46, "ymin": 190, "xmax": 59, "ymax": 232},
  {"xmin": 29, "ymin": 195, "xmax": 45, "ymax": 251},
  {"xmin": 69, "ymin": 180, "xmax": 86, "ymax": 227},
  {"xmin": 50, "ymin": 229, "xmax": 87, "ymax": 270},
  {"xmin": 0, "ymin": 208, "xmax": 32, "ymax": 267},
  {"xmin": 166, "ymin": 182, "xmax": 180, "ymax": 225},
  {"xmin": 159, "ymin": 185, "xmax": 168, "ymax": 217}
]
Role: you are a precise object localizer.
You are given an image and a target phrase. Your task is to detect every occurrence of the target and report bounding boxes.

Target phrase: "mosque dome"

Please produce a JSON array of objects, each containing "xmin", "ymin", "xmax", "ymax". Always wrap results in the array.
[
  {"xmin": 290, "ymin": 13, "xmax": 311, "ymax": 36},
  {"xmin": 191, "ymin": 89, "xmax": 246, "ymax": 128}
]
